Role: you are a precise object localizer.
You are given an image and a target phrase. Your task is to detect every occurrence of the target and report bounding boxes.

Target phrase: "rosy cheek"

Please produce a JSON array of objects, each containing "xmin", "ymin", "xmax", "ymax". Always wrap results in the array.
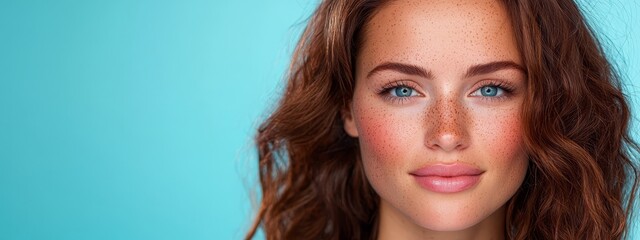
[
  {"xmin": 350, "ymin": 79, "xmax": 426, "ymax": 161},
  {"xmin": 352, "ymin": 100, "xmax": 418, "ymax": 169},
  {"xmin": 353, "ymin": 109, "xmax": 404, "ymax": 189},
  {"xmin": 476, "ymin": 108, "xmax": 526, "ymax": 167},
  {"xmin": 355, "ymin": 108, "xmax": 396, "ymax": 161}
]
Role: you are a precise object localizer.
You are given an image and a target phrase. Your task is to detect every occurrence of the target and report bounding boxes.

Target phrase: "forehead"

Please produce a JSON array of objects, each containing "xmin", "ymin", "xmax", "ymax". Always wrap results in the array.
[{"xmin": 357, "ymin": 0, "xmax": 520, "ymax": 76}]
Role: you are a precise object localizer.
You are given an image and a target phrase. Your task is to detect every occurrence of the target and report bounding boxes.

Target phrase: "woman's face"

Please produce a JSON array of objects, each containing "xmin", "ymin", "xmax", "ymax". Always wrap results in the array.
[{"xmin": 342, "ymin": 0, "xmax": 529, "ymax": 233}]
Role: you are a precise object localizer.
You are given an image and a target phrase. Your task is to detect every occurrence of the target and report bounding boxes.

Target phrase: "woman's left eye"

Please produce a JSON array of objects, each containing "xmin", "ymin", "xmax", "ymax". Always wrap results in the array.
[
  {"xmin": 391, "ymin": 86, "xmax": 419, "ymax": 97},
  {"xmin": 476, "ymin": 85, "xmax": 503, "ymax": 97}
]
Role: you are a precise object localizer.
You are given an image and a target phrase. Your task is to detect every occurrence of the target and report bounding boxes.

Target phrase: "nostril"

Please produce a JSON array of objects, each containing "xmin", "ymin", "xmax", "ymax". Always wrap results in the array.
[{"xmin": 426, "ymin": 131, "xmax": 468, "ymax": 152}]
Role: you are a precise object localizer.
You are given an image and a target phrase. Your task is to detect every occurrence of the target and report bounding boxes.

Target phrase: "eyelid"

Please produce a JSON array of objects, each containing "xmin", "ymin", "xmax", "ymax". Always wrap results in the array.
[
  {"xmin": 469, "ymin": 80, "xmax": 516, "ymax": 102},
  {"xmin": 376, "ymin": 80, "xmax": 422, "ymax": 94},
  {"xmin": 375, "ymin": 80, "xmax": 423, "ymax": 104}
]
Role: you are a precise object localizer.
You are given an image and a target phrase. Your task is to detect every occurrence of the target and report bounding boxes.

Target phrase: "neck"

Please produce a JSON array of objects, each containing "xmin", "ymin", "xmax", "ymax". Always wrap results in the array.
[{"xmin": 376, "ymin": 200, "xmax": 506, "ymax": 240}]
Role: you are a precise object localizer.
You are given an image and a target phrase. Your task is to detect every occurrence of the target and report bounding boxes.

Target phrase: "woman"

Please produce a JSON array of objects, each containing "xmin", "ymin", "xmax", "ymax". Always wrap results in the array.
[{"xmin": 246, "ymin": 0, "xmax": 639, "ymax": 239}]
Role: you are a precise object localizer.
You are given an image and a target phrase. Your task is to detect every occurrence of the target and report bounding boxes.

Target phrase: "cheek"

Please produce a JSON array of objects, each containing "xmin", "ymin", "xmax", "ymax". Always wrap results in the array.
[
  {"xmin": 351, "ymin": 99, "xmax": 421, "ymax": 180},
  {"xmin": 483, "ymin": 110, "xmax": 523, "ymax": 156},
  {"xmin": 354, "ymin": 107, "xmax": 400, "ymax": 161},
  {"xmin": 475, "ymin": 107, "xmax": 528, "ymax": 177}
]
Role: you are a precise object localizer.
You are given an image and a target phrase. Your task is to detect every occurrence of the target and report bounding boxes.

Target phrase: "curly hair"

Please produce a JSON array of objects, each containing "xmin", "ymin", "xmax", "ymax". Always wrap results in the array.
[{"xmin": 245, "ymin": 0, "xmax": 640, "ymax": 239}]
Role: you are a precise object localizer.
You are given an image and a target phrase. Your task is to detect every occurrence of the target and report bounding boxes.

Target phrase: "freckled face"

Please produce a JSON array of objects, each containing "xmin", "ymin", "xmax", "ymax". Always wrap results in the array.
[{"xmin": 342, "ymin": 0, "xmax": 529, "ymax": 232}]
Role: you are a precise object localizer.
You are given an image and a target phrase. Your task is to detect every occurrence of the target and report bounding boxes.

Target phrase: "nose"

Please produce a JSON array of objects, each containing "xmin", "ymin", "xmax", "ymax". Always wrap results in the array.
[{"xmin": 425, "ymin": 98, "xmax": 469, "ymax": 152}]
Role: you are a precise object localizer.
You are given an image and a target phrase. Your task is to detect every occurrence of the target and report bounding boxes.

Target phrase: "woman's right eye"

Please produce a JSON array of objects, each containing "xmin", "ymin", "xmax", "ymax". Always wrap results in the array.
[{"xmin": 376, "ymin": 81, "xmax": 423, "ymax": 104}]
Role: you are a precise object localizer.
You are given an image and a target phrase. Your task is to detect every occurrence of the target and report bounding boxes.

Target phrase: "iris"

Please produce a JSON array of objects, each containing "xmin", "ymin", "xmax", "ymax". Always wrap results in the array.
[
  {"xmin": 481, "ymin": 86, "xmax": 498, "ymax": 96},
  {"xmin": 394, "ymin": 87, "xmax": 413, "ymax": 97}
]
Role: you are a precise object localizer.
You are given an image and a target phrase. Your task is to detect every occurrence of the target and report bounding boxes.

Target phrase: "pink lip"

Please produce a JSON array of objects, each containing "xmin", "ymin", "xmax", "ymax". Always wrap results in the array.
[{"xmin": 410, "ymin": 163, "xmax": 484, "ymax": 193}]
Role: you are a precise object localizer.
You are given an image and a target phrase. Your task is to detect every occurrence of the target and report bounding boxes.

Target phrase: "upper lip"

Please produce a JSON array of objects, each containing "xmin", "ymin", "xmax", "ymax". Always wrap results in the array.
[{"xmin": 410, "ymin": 163, "xmax": 484, "ymax": 177}]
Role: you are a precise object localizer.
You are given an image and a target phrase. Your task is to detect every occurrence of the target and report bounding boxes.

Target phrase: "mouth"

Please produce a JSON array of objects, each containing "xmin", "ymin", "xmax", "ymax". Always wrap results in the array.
[{"xmin": 410, "ymin": 163, "xmax": 484, "ymax": 193}]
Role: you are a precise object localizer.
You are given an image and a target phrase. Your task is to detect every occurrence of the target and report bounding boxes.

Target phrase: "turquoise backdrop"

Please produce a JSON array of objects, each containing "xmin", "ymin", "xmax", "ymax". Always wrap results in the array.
[{"xmin": 0, "ymin": 0, "xmax": 638, "ymax": 239}]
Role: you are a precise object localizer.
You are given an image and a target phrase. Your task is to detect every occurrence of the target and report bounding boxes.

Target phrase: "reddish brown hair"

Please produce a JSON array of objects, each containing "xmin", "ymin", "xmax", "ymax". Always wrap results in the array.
[{"xmin": 246, "ymin": 0, "xmax": 640, "ymax": 239}]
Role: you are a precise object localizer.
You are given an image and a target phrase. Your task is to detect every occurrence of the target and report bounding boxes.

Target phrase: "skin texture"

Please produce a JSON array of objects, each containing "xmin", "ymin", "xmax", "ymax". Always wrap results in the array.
[{"xmin": 342, "ymin": 0, "xmax": 529, "ymax": 239}]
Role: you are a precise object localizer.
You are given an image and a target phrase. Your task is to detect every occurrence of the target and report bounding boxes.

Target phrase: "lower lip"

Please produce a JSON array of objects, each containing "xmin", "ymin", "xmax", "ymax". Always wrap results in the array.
[{"xmin": 413, "ymin": 175, "xmax": 482, "ymax": 193}]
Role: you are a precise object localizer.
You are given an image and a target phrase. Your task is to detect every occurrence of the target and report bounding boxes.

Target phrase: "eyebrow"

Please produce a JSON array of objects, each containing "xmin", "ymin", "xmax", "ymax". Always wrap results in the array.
[
  {"xmin": 367, "ymin": 62, "xmax": 434, "ymax": 79},
  {"xmin": 366, "ymin": 61, "xmax": 526, "ymax": 79},
  {"xmin": 464, "ymin": 61, "xmax": 527, "ymax": 78}
]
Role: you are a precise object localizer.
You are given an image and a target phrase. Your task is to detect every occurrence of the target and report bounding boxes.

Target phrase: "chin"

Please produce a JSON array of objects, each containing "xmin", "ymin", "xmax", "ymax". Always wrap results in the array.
[
  {"xmin": 413, "ymin": 215, "xmax": 483, "ymax": 232},
  {"xmin": 406, "ymin": 202, "xmax": 505, "ymax": 233}
]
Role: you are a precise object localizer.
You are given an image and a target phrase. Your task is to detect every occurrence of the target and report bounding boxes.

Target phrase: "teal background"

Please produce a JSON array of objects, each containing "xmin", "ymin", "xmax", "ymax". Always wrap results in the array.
[{"xmin": 0, "ymin": 0, "xmax": 637, "ymax": 239}]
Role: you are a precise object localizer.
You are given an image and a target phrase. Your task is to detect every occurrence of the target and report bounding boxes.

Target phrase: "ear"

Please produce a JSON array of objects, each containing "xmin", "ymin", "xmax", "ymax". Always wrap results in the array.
[{"xmin": 341, "ymin": 102, "xmax": 359, "ymax": 137}]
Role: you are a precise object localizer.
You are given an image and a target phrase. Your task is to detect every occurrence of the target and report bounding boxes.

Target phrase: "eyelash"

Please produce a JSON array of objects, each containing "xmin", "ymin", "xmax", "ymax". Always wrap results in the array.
[
  {"xmin": 472, "ymin": 80, "xmax": 516, "ymax": 102},
  {"xmin": 375, "ymin": 80, "xmax": 516, "ymax": 104},
  {"xmin": 375, "ymin": 80, "xmax": 420, "ymax": 104}
]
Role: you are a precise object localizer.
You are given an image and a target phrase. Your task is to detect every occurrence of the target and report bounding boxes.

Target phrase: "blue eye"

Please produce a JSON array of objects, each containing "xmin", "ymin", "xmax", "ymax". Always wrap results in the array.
[
  {"xmin": 473, "ymin": 85, "xmax": 508, "ymax": 98},
  {"xmin": 480, "ymin": 86, "xmax": 500, "ymax": 96},
  {"xmin": 393, "ymin": 86, "xmax": 415, "ymax": 97},
  {"xmin": 376, "ymin": 81, "xmax": 421, "ymax": 104}
]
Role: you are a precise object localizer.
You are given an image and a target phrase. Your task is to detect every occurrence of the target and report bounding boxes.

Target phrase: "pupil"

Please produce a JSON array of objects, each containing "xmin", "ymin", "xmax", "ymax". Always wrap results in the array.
[
  {"xmin": 482, "ymin": 86, "xmax": 497, "ymax": 96},
  {"xmin": 395, "ymin": 87, "xmax": 412, "ymax": 97}
]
